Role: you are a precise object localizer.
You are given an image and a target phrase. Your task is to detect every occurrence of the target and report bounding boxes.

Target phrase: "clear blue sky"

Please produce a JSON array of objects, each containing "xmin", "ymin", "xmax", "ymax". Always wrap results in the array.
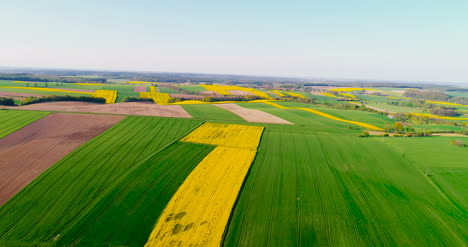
[{"xmin": 1, "ymin": 0, "xmax": 467, "ymax": 83}]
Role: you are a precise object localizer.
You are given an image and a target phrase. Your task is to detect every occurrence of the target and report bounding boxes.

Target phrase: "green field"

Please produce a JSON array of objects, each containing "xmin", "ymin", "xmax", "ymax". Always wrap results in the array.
[
  {"xmin": 271, "ymin": 102, "xmax": 395, "ymax": 128},
  {"xmin": 181, "ymin": 104, "xmax": 246, "ymax": 122},
  {"xmin": 239, "ymin": 103, "xmax": 355, "ymax": 128},
  {"xmin": 102, "ymin": 85, "xmax": 140, "ymax": 102},
  {"xmin": 224, "ymin": 127, "xmax": 467, "ymax": 246},
  {"xmin": 178, "ymin": 85, "xmax": 206, "ymax": 92},
  {"xmin": 0, "ymin": 80, "xmax": 467, "ymax": 247},
  {"xmin": 0, "ymin": 117, "xmax": 205, "ymax": 246},
  {"xmin": 0, "ymin": 110, "xmax": 50, "ymax": 138},
  {"xmin": 55, "ymin": 142, "xmax": 214, "ymax": 247},
  {"xmin": 383, "ymin": 136, "xmax": 468, "ymax": 211},
  {"xmin": 0, "ymin": 80, "xmax": 105, "ymax": 91},
  {"xmin": 157, "ymin": 87, "xmax": 179, "ymax": 94},
  {"xmin": 445, "ymin": 91, "xmax": 468, "ymax": 98}
]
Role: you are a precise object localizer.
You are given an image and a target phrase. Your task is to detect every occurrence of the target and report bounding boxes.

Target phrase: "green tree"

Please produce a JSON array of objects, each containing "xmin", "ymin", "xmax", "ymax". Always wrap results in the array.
[{"xmin": 393, "ymin": 122, "xmax": 404, "ymax": 132}]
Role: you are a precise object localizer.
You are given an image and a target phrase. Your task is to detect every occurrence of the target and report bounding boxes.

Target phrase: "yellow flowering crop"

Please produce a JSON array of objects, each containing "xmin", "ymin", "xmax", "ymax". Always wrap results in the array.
[
  {"xmin": 426, "ymin": 101, "xmax": 464, "ymax": 106},
  {"xmin": 181, "ymin": 122, "xmax": 263, "ymax": 149},
  {"xmin": 338, "ymin": 93, "xmax": 357, "ymax": 98},
  {"xmin": 320, "ymin": 92, "xmax": 338, "ymax": 98},
  {"xmin": 92, "ymin": 90, "xmax": 117, "ymax": 104},
  {"xmin": 140, "ymin": 90, "xmax": 171, "ymax": 104},
  {"xmin": 145, "ymin": 146, "xmax": 257, "ymax": 247},
  {"xmin": 412, "ymin": 113, "xmax": 468, "ymax": 120},
  {"xmin": 270, "ymin": 90, "xmax": 286, "ymax": 96},
  {"xmin": 330, "ymin": 87, "xmax": 365, "ymax": 92},
  {"xmin": 145, "ymin": 123, "xmax": 263, "ymax": 247},
  {"xmin": 263, "ymin": 102, "xmax": 383, "ymax": 130},
  {"xmin": 286, "ymin": 92, "xmax": 306, "ymax": 98},
  {"xmin": 201, "ymin": 85, "xmax": 272, "ymax": 99}
]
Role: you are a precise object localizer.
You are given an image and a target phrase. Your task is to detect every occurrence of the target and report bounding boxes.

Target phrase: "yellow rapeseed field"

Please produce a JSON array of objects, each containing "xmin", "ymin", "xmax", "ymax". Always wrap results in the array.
[
  {"xmin": 92, "ymin": 90, "xmax": 117, "ymax": 103},
  {"xmin": 286, "ymin": 92, "xmax": 306, "ymax": 98},
  {"xmin": 270, "ymin": 90, "xmax": 286, "ymax": 96},
  {"xmin": 145, "ymin": 122, "xmax": 263, "ymax": 247},
  {"xmin": 425, "ymin": 101, "xmax": 465, "ymax": 106},
  {"xmin": 412, "ymin": 113, "xmax": 468, "ymax": 120},
  {"xmin": 140, "ymin": 90, "xmax": 171, "ymax": 104},
  {"xmin": 263, "ymin": 102, "xmax": 384, "ymax": 130},
  {"xmin": 338, "ymin": 93, "xmax": 357, "ymax": 98},
  {"xmin": 320, "ymin": 92, "xmax": 338, "ymax": 98},
  {"xmin": 170, "ymin": 99, "xmax": 279, "ymax": 105},
  {"xmin": 202, "ymin": 85, "xmax": 272, "ymax": 99},
  {"xmin": 181, "ymin": 122, "xmax": 263, "ymax": 149},
  {"xmin": 145, "ymin": 146, "xmax": 257, "ymax": 247}
]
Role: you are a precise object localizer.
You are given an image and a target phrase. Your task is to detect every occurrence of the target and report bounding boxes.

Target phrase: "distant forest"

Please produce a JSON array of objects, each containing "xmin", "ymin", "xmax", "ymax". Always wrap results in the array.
[{"xmin": 0, "ymin": 68, "xmax": 465, "ymax": 91}]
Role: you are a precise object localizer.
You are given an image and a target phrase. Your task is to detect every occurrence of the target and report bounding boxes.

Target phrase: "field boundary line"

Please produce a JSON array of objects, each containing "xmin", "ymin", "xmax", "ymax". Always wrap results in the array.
[{"xmin": 262, "ymin": 102, "xmax": 383, "ymax": 131}]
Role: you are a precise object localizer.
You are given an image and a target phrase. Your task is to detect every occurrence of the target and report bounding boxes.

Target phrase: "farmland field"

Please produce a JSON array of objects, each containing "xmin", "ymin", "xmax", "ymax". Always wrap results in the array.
[
  {"xmin": 0, "ymin": 110, "xmax": 49, "ymax": 138},
  {"xmin": 181, "ymin": 104, "xmax": 246, "ymax": 122},
  {"xmin": 0, "ymin": 113, "xmax": 124, "ymax": 205},
  {"xmin": 178, "ymin": 85, "xmax": 206, "ymax": 92},
  {"xmin": 102, "ymin": 85, "xmax": 139, "ymax": 102},
  {"xmin": 1, "ymin": 78, "xmax": 467, "ymax": 247},
  {"xmin": 0, "ymin": 117, "xmax": 205, "ymax": 246},
  {"xmin": 224, "ymin": 127, "xmax": 467, "ymax": 246},
  {"xmin": 157, "ymin": 87, "xmax": 179, "ymax": 94}
]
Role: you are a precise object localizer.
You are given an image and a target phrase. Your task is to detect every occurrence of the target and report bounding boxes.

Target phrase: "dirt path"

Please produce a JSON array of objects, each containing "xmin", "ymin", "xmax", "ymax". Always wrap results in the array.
[
  {"xmin": 6, "ymin": 101, "xmax": 192, "ymax": 118},
  {"xmin": 215, "ymin": 103, "xmax": 293, "ymax": 124},
  {"xmin": 0, "ymin": 113, "xmax": 124, "ymax": 205}
]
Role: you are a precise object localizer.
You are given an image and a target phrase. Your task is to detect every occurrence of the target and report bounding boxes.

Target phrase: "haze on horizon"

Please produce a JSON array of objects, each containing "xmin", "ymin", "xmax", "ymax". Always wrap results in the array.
[{"xmin": 1, "ymin": 0, "xmax": 467, "ymax": 83}]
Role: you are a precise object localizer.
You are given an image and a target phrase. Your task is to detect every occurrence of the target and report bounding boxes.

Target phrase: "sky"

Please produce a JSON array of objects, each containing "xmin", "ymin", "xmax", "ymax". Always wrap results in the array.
[{"xmin": 1, "ymin": 0, "xmax": 468, "ymax": 83}]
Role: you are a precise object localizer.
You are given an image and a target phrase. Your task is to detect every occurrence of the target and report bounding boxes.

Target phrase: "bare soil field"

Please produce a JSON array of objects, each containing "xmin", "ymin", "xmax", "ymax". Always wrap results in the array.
[
  {"xmin": 134, "ymin": 86, "xmax": 147, "ymax": 92},
  {"xmin": 169, "ymin": 94, "xmax": 204, "ymax": 100},
  {"xmin": 0, "ymin": 91, "xmax": 41, "ymax": 99},
  {"xmin": 0, "ymin": 113, "xmax": 124, "ymax": 205},
  {"xmin": 226, "ymin": 90, "xmax": 255, "ymax": 96},
  {"xmin": 215, "ymin": 103, "xmax": 293, "ymax": 124},
  {"xmin": 200, "ymin": 91, "xmax": 222, "ymax": 97},
  {"xmin": 7, "ymin": 101, "xmax": 192, "ymax": 118}
]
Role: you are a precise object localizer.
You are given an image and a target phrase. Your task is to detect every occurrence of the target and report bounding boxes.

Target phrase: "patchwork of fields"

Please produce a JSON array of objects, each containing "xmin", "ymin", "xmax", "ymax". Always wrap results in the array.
[{"xmin": 0, "ymin": 80, "xmax": 467, "ymax": 247}]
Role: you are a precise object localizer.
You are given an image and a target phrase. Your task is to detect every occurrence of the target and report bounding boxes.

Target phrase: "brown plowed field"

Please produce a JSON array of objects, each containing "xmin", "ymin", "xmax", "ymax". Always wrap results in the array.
[
  {"xmin": 200, "ymin": 91, "xmax": 222, "ymax": 97},
  {"xmin": 0, "ymin": 113, "xmax": 124, "ymax": 205},
  {"xmin": 6, "ymin": 101, "xmax": 192, "ymax": 118},
  {"xmin": 134, "ymin": 86, "xmax": 147, "ymax": 92},
  {"xmin": 215, "ymin": 103, "xmax": 293, "ymax": 124},
  {"xmin": 0, "ymin": 92, "xmax": 41, "ymax": 98},
  {"xmin": 226, "ymin": 90, "xmax": 255, "ymax": 96},
  {"xmin": 169, "ymin": 94, "xmax": 204, "ymax": 100}
]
